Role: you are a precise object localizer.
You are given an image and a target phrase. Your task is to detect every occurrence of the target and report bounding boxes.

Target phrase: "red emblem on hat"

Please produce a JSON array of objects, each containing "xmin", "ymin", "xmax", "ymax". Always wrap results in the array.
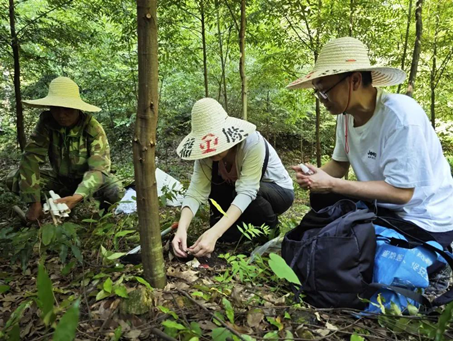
[
  {"xmin": 345, "ymin": 59, "xmax": 356, "ymax": 63},
  {"xmin": 200, "ymin": 133, "xmax": 218, "ymax": 154},
  {"xmin": 306, "ymin": 71, "xmax": 315, "ymax": 79}
]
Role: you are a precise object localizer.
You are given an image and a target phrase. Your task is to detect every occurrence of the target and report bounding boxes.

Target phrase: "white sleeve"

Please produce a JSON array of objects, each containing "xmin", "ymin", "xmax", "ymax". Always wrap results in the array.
[
  {"xmin": 381, "ymin": 124, "xmax": 434, "ymax": 188},
  {"xmin": 232, "ymin": 137, "xmax": 266, "ymax": 212},
  {"xmin": 332, "ymin": 115, "xmax": 349, "ymax": 162},
  {"xmin": 182, "ymin": 159, "xmax": 212, "ymax": 215}
]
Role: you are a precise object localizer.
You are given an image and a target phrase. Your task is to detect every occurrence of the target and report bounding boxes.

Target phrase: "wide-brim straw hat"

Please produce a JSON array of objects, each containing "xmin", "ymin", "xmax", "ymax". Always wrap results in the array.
[
  {"xmin": 22, "ymin": 77, "xmax": 101, "ymax": 112},
  {"xmin": 177, "ymin": 98, "xmax": 256, "ymax": 160},
  {"xmin": 287, "ymin": 37, "xmax": 406, "ymax": 89}
]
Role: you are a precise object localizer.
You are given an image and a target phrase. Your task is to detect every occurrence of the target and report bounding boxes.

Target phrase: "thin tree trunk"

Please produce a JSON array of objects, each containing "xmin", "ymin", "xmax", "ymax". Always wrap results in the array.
[
  {"xmin": 216, "ymin": 0, "xmax": 228, "ymax": 111},
  {"xmin": 239, "ymin": 0, "xmax": 247, "ymax": 120},
  {"xmin": 315, "ymin": 0, "xmax": 322, "ymax": 167},
  {"xmin": 349, "ymin": 0, "xmax": 353, "ymax": 36},
  {"xmin": 9, "ymin": 0, "xmax": 26, "ymax": 151},
  {"xmin": 406, "ymin": 0, "xmax": 423, "ymax": 98},
  {"xmin": 397, "ymin": 0, "xmax": 413, "ymax": 94},
  {"xmin": 200, "ymin": 0, "xmax": 208, "ymax": 97},
  {"xmin": 134, "ymin": 0, "xmax": 166, "ymax": 288}
]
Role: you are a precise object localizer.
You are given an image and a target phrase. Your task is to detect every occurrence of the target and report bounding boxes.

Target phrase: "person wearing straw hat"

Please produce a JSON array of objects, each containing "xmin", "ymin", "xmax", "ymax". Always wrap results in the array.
[
  {"xmin": 288, "ymin": 37, "xmax": 453, "ymax": 248},
  {"xmin": 172, "ymin": 98, "xmax": 294, "ymax": 258},
  {"xmin": 6, "ymin": 76, "xmax": 123, "ymax": 221}
]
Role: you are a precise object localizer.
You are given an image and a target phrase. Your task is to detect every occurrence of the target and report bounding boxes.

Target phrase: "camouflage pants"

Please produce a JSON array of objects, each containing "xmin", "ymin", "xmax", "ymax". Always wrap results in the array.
[{"xmin": 6, "ymin": 169, "xmax": 124, "ymax": 208}]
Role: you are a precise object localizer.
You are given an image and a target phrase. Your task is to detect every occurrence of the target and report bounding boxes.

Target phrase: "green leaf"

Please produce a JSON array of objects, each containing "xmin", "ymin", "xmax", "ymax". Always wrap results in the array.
[
  {"xmin": 53, "ymin": 300, "xmax": 80, "ymax": 341},
  {"xmin": 103, "ymin": 278, "xmax": 113, "ymax": 293},
  {"xmin": 213, "ymin": 311, "xmax": 225, "ymax": 326},
  {"xmin": 162, "ymin": 320, "xmax": 186, "ymax": 330},
  {"xmin": 107, "ymin": 252, "xmax": 126, "ymax": 260},
  {"xmin": 96, "ymin": 290, "xmax": 110, "ymax": 301},
  {"xmin": 158, "ymin": 306, "xmax": 178, "ymax": 320},
  {"xmin": 82, "ymin": 219, "xmax": 98, "ymax": 223},
  {"xmin": 70, "ymin": 245, "xmax": 83, "ymax": 263},
  {"xmin": 350, "ymin": 334, "xmax": 365, "ymax": 341},
  {"xmin": 268, "ymin": 253, "xmax": 301, "ymax": 285},
  {"xmin": 4, "ymin": 300, "xmax": 32, "ymax": 330},
  {"xmin": 41, "ymin": 224, "xmax": 55, "ymax": 246},
  {"xmin": 112, "ymin": 326, "xmax": 122, "ymax": 341},
  {"xmin": 0, "ymin": 285, "xmax": 10, "ymax": 294},
  {"xmin": 37, "ymin": 264, "xmax": 54, "ymax": 324},
  {"xmin": 190, "ymin": 321, "xmax": 202, "ymax": 336},
  {"xmin": 264, "ymin": 331, "xmax": 279, "ymax": 339},
  {"xmin": 8, "ymin": 324, "xmax": 20, "ymax": 341},
  {"xmin": 135, "ymin": 276, "xmax": 153, "ymax": 291},
  {"xmin": 114, "ymin": 285, "xmax": 128, "ymax": 298},
  {"xmin": 61, "ymin": 261, "xmax": 76, "ymax": 276},
  {"xmin": 212, "ymin": 328, "xmax": 232, "ymax": 341},
  {"xmin": 222, "ymin": 298, "xmax": 234, "ymax": 324},
  {"xmin": 209, "ymin": 198, "xmax": 228, "ymax": 217}
]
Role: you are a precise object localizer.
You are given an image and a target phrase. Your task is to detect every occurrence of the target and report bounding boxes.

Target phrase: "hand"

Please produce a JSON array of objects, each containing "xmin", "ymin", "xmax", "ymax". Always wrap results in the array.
[
  {"xmin": 54, "ymin": 194, "xmax": 83, "ymax": 210},
  {"xmin": 172, "ymin": 228, "xmax": 189, "ymax": 258},
  {"xmin": 26, "ymin": 202, "xmax": 43, "ymax": 221},
  {"xmin": 292, "ymin": 163, "xmax": 335, "ymax": 193},
  {"xmin": 188, "ymin": 228, "xmax": 221, "ymax": 258}
]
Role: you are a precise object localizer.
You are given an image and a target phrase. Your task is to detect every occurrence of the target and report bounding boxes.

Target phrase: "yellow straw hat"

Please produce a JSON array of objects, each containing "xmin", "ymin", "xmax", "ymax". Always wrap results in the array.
[
  {"xmin": 287, "ymin": 37, "xmax": 406, "ymax": 89},
  {"xmin": 22, "ymin": 77, "xmax": 101, "ymax": 112},
  {"xmin": 177, "ymin": 98, "xmax": 256, "ymax": 160}
]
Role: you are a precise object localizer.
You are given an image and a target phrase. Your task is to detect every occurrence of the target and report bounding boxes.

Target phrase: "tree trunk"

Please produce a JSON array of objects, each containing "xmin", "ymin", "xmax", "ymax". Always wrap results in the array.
[
  {"xmin": 216, "ymin": 0, "xmax": 228, "ymax": 111},
  {"xmin": 134, "ymin": 0, "xmax": 166, "ymax": 288},
  {"xmin": 9, "ymin": 0, "xmax": 26, "ymax": 151},
  {"xmin": 239, "ymin": 0, "xmax": 247, "ymax": 120},
  {"xmin": 349, "ymin": 0, "xmax": 353, "ymax": 36},
  {"xmin": 397, "ymin": 0, "xmax": 413, "ymax": 94},
  {"xmin": 200, "ymin": 0, "xmax": 209, "ymax": 97},
  {"xmin": 406, "ymin": 0, "xmax": 423, "ymax": 98}
]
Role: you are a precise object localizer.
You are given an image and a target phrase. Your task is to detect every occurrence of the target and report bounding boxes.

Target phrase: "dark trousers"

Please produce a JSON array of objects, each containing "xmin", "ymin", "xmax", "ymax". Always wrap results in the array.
[
  {"xmin": 209, "ymin": 177, "xmax": 294, "ymax": 242},
  {"xmin": 310, "ymin": 192, "xmax": 453, "ymax": 251}
]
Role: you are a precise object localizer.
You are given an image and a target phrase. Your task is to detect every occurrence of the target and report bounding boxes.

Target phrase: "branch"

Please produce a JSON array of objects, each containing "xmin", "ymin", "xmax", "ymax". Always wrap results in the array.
[
  {"xmin": 224, "ymin": 0, "xmax": 239, "ymax": 32},
  {"xmin": 285, "ymin": 15, "xmax": 312, "ymax": 51},
  {"xmin": 16, "ymin": 0, "xmax": 73, "ymax": 38},
  {"xmin": 434, "ymin": 48, "xmax": 453, "ymax": 89}
]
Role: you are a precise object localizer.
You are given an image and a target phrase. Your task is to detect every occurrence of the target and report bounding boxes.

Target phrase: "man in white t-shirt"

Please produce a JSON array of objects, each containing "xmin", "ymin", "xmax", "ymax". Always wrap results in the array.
[{"xmin": 287, "ymin": 37, "xmax": 453, "ymax": 249}]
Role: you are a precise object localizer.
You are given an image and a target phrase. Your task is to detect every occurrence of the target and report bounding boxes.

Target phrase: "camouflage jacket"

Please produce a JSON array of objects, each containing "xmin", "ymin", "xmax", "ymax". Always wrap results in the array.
[{"xmin": 19, "ymin": 111, "xmax": 111, "ymax": 203}]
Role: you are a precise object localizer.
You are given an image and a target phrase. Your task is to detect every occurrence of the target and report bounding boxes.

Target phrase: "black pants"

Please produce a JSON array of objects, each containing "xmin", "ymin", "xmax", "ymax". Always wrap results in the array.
[
  {"xmin": 209, "ymin": 176, "xmax": 294, "ymax": 242},
  {"xmin": 310, "ymin": 192, "xmax": 453, "ymax": 251}
]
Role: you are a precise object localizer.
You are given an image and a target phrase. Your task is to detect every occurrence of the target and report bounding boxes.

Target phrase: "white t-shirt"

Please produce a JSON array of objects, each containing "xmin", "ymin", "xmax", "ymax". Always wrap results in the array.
[{"xmin": 333, "ymin": 89, "xmax": 453, "ymax": 233}]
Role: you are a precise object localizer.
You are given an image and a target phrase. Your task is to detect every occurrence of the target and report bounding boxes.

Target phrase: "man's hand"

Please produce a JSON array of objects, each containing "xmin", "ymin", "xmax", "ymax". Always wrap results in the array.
[
  {"xmin": 291, "ymin": 163, "xmax": 335, "ymax": 193},
  {"xmin": 54, "ymin": 194, "xmax": 83, "ymax": 210},
  {"xmin": 172, "ymin": 228, "xmax": 189, "ymax": 258},
  {"xmin": 26, "ymin": 202, "xmax": 43, "ymax": 221},
  {"xmin": 187, "ymin": 228, "xmax": 221, "ymax": 258}
]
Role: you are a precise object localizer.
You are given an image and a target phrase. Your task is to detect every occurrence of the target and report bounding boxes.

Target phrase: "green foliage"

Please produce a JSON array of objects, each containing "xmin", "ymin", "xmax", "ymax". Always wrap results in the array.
[
  {"xmin": 53, "ymin": 300, "xmax": 80, "ymax": 341},
  {"xmin": 268, "ymin": 253, "xmax": 301, "ymax": 286}
]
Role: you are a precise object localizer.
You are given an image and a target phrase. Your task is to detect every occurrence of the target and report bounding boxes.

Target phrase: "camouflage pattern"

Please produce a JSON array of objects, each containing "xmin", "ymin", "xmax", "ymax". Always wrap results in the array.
[{"xmin": 9, "ymin": 111, "xmax": 123, "ymax": 203}]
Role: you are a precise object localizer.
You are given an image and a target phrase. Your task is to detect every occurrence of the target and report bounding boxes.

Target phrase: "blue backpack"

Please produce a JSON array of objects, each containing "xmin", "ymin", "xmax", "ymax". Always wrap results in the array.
[{"xmin": 281, "ymin": 199, "xmax": 453, "ymax": 311}]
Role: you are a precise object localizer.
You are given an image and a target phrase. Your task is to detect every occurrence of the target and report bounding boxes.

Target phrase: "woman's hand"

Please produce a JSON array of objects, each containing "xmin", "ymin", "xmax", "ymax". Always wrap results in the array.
[
  {"xmin": 187, "ymin": 228, "xmax": 222, "ymax": 258},
  {"xmin": 172, "ymin": 228, "xmax": 189, "ymax": 258}
]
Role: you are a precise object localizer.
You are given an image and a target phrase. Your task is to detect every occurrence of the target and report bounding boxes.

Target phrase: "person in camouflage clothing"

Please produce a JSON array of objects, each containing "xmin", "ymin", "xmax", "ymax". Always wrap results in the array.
[{"xmin": 7, "ymin": 77, "xmax": 123, "ymax": 221}]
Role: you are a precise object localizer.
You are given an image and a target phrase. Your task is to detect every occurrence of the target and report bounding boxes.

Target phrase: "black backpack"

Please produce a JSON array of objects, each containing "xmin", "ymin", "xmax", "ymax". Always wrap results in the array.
[{"xmin": 281, "ymin": 199, "xmax": 453, "ymax": 309}]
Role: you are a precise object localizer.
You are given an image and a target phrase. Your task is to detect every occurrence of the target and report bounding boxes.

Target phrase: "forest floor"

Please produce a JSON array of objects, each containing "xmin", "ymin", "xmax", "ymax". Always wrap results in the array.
[{"xmin": 0, "ymin": 147, "xmax": 451, "ymax": 341}]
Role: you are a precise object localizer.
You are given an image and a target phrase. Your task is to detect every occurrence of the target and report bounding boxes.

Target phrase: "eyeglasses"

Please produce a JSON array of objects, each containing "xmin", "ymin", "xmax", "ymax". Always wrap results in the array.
[{"xmin": 313, "ymin": 75, "xmax": 350, "ymax": 100}]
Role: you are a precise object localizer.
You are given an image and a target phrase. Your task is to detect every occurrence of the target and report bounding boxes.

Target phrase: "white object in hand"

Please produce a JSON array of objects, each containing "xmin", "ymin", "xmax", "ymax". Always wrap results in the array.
[{"xmin": 299, "ymin": 163, "xmax": 314, "ymax": 175}]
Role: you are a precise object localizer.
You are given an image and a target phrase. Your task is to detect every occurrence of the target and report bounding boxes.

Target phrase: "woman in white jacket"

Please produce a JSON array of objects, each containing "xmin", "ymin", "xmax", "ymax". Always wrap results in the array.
[{"xmin": 172, "ymin": 98, "xmax": 294, "ymax": 258}]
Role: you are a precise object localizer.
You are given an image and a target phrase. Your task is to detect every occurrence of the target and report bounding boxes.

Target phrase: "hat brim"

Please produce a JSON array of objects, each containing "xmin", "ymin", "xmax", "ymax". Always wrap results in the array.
[
  {"xmin": 287, "ymin": 66, "xmax": 406, "ymax": 90},
  {"xmin": 177, "ymin": 117, "xmax": 256, "ymax": 161},
  {"xmin": 22, "ymin": 96, "xmax": 101, "ymax": 112}
]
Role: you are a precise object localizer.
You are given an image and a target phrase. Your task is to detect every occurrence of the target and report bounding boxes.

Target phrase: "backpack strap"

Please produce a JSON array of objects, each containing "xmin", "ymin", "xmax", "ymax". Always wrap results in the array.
[
  {"xmin": 367, "ymin": 282, "xmax": 432, "ymax": 307},
  {"xmin": 377, "ymin": 216, "xmax": 453, "ymax": 307},
  {"xmin": 261, "ymin": 137, "xmax": 269, "ymax": 180}
]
